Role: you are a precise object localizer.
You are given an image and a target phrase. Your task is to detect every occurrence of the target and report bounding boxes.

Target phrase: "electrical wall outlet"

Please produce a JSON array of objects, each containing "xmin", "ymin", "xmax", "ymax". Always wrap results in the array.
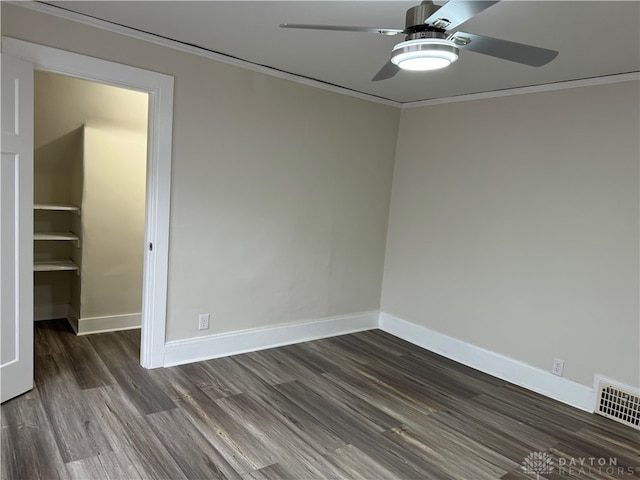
[
  {"xmin": 551, "ymin": 358, "xmax": 564, "ymax": 376},
  {"xmin": 198, "ymin": 313, "xmax": 210, "ymax": 330}
]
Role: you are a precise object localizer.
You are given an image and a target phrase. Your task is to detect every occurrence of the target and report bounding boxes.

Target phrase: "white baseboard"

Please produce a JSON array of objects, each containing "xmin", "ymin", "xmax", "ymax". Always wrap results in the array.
[
  {"xmin": 379, "ymin": 312, "xmax": 595, "ymax": 412},
  {"xmin": 34, "ymin": 303, "xmax": 69, "ymax": 321},
  {"xmin": 75, "ymin": 312, "xmax": 141, "ymax": 335},
  {"xmin": 163, "ymin": 311, "xmax": 379, "ymax": 367}
]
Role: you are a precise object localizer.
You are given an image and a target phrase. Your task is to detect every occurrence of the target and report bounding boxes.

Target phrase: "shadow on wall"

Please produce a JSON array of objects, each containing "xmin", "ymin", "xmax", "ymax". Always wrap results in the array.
[{"xmin": 34, "ymin": 126, "xmax": 84, "ymax": 206}]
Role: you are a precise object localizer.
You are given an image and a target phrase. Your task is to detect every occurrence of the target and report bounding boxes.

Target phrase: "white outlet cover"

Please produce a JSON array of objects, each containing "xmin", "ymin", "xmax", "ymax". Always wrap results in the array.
[
  {"xmin": 198, "ymin": 313, "xmax": 210, "ymax": 330},
  {"xmin": 551, "ymin": 358, "xmax": 564, "ymax": 376}
]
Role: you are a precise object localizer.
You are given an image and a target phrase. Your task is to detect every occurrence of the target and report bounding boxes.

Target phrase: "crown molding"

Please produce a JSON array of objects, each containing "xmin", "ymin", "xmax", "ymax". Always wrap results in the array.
[
  {"xmin": 402, "ymin": 72, "xmax": 640, "ymax": 109},
  {"xmin": 10, "ymin": 1, "xmax": 402, "ymax": 108}
]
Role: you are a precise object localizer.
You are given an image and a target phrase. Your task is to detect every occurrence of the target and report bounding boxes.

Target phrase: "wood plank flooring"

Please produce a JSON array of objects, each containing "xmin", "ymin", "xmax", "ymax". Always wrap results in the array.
[{"xmin": 2, "ymin": 319, "xmax": 638, "ymax": 479}]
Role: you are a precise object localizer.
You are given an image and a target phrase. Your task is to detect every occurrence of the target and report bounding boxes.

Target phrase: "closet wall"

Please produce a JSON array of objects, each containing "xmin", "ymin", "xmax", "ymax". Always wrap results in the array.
[
  {"xmin": 34, "ymin": 71, "xmax": 149, "ymax": 333},
  {"xmin": 81, "ymin": 126, "xmax": 147, "ymax": 322}
]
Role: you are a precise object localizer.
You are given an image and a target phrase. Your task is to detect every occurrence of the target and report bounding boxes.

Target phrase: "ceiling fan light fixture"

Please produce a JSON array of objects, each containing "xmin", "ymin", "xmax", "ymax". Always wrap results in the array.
[{"xmin": 391, "ymin": 38, "xmax": 459, "ymax": 71}]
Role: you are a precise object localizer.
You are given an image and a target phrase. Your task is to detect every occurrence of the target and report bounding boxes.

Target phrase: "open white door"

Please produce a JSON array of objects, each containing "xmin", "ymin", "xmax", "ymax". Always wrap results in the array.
[{"xmin": 1, "ymin": 54, "xmax": 34, "ymax": 403}]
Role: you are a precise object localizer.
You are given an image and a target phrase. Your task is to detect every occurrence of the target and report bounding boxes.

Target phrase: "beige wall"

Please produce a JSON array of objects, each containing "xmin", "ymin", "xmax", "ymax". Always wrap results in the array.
[
  {"xmin": 81, "ymin": 126, "xmax": 147, "ymax": 319},
  {"xmin": 2, "ymin": 4, "xmax": 401, "ymax": 341},
  {"xmin": 33, "ymin": 70, "xmax": 148, "ymax": 323},
  {"xmin": 382, "ymin": 81, "xmax": 640, "ymax": 389}
]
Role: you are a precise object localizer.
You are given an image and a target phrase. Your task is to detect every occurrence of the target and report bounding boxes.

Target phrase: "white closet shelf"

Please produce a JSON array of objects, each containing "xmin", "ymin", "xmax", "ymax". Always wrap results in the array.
[
  {"xmin": 34, "ymin": 259, "xmax": 79, "ymax": 273},
  {"xmin": 34, "ymin": 232, "xmax": 79, "ymax": 241},
  {"xmin": 34, "ymin": 203, "xmax": 80, "ymax": 213}
]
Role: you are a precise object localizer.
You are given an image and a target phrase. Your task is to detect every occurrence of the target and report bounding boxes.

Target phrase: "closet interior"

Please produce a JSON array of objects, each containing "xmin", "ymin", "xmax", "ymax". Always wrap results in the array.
[{"xmin": 33, "ymin": 71, "xmax": 149, "ymax": 335}]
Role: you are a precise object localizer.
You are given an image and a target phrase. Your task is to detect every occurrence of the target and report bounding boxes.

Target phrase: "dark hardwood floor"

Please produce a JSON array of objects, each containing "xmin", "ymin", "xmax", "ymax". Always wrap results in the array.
[{"xmin": 2, "ymin": 319, "xmax": 638, "ymax": 479}]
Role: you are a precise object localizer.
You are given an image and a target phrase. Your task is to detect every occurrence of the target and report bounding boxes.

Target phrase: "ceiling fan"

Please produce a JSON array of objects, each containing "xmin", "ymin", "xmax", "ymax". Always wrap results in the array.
[{"xmin": 280, "ymin": 1, "xmax": 559, "ymax": 81}]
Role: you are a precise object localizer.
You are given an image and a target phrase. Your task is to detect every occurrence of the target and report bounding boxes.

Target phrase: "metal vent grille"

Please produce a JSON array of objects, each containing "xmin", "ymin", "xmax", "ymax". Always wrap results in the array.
[{"xmin": 596, "ymin": 382, "xmax": 640, "ymax": 429}]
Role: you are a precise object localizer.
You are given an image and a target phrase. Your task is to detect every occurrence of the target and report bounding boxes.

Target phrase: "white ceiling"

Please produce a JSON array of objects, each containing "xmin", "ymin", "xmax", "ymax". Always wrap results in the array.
[{"xmin": 44, "ymin": 1, "xmax": 640, "ymax": 104}]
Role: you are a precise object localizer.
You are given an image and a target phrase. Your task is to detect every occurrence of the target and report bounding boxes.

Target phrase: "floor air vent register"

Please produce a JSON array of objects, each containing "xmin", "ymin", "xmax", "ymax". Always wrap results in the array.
[{"xmin": 595, "ymin": 381, "xmax": 640, "ymax": 429}]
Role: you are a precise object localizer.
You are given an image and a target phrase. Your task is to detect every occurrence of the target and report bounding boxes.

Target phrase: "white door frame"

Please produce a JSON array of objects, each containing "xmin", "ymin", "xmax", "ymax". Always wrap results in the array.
[{"xmin": 2, "ymin": 37, "xmax": 174, "ymax": 368}]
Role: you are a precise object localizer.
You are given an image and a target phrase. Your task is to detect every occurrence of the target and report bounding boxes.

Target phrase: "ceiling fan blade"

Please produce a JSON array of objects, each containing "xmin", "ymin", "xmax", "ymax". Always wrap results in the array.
[
  {"xmin": 424, "ymin": 1, "xmax": 500, "ymax": 30},
  {"xmin": 280, "ymin": 24, "xmax": 403, "ymax": 35},
  {"xmin": 451, "ymin": 32, "xmax": 558, "ymax": 67},
  {"xmin": 372, "ymin": 60, "xmax": 400, "ymax": 82}
]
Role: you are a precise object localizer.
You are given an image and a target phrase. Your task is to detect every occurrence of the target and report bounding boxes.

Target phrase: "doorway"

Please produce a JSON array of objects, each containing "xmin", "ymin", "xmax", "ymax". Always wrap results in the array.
[
  {"xmin": 2, "ymin": 37, "xmax": 174, "ymax": 374},
  {"xmin": 34, "ymin": 71, "xmax": 149, "ymax": 337}
]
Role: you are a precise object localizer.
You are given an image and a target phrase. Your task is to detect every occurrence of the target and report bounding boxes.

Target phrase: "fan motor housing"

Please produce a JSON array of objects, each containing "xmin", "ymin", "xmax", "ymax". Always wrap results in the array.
[
  {"xmin": 405, "ymin": 31, "xmax": 449, "ymax": 42},
  {"xmin": 406, "ymin": 1, "xmax": 439, "ymax": 29}
]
